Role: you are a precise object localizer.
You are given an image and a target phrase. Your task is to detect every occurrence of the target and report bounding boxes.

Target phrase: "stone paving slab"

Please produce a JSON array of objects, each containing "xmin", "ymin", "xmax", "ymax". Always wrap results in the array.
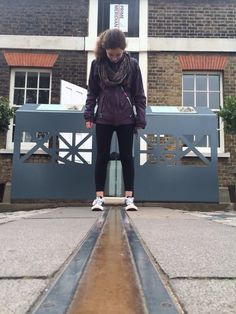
[
  {"xmin": 1, "ymin": 206, "xmax": 235, "ymax": 314},
  {"xmin": 0, "ymin": 207, "xmax": 100, "ymax": 277},
  {"xmin": 171, "ymin": 279, "xmax": 236, "ymax": 314},
  {"xmin": 0, "ymin": 279, "xmax": 48, "ymax": 314},
  {"xmin": 128, "ymin": 207, "xmax": 236, "ymax": 314},
  {"xmin": 0, "ymin": 207, "xmax": 100, "ymax": 313},
  {"xmin": 128, "ymin": 208, "xmax": 236, "ymax": 278}
]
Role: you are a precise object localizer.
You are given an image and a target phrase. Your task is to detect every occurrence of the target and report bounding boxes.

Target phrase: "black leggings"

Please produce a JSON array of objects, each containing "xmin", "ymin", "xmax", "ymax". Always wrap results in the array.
[{"xmin": 95, "ymin": 124, "xmax": 134, "ymax": 191}]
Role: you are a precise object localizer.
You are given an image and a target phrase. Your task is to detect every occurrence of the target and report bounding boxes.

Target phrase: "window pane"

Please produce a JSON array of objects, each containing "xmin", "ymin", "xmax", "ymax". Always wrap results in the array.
[
  {"xmin": 13, "ymin": 89, "xmax": 24, "ymax": 106},
  {"xmin": 217, "ymin": 116, "xmax": 221, "ymax": 147},
  {"xmin": 196, "ymin": 75, "xmax": 207, "ymax": 91},
  {"xmin": 23, "ymin": 131, "xmax": 33, "ymax": 142},
  {"xmin": 182, "ymin": 73, "xmax": 222, "ymax": 149},
  {"xmin": 209, "ymin": 75, "xmax": 220, "ymax": 91},
  {"xmin": 196, "ymin": 92, "xmax": 207, "ymax": 106},
  {"xmin": 209, "ymin": 92, "xmax": 220, "ymax": 109},
  {"xmin": 39, "ymin": 73, "xmax": 50, "ymax": 88},
  {"xmin": 98, "ymin": 0, "xmax": 139, "ymax": 37},
  {"xmin": 15, "ymin": 72, "xmax": 25, "ymax": 88},
  {"xmin": 183, "ymin": 92, "xmax": 194, "ymax": 106},
  {"xmin": 26, "ymin": 90, "xmax": 37, "ymax": 103},
  {"xmin": 197, "ymin": 135, "xmax": 207, "ymax": 147},
  {"xmin": 27, "ymin": 72, "xmax": 38, "ymax": 88},
  {"xmin": 39, "ymin": 90, "xmax": 49, "ymax": 104},
  {"xmin": 209, "ymin": 117, "xmax": 220, "ymax": 147},
  {"xmin": 183, "ymin": 75, "xmax": 194, "ymax": 90},
  {"xmin": 12, "ymin": 125, "xmax": 16, "ymax": 142}
]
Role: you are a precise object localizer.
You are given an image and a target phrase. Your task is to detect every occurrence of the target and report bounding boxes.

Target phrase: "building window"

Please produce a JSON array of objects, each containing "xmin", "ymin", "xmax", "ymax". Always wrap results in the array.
[
  {"xmin": 130, "ymin": 52, "xmax": 139, "ymax": 61},
  {"xmin": 98, "ymin": 0, "xmax": 139, "ymax": 37},
  {"xmin": 182, "ymin": 72, "xmax": 223, "ymax": 151},
  {"xmin": 8, "ymin": 69, "xmax": 52, "ymax": 147}
]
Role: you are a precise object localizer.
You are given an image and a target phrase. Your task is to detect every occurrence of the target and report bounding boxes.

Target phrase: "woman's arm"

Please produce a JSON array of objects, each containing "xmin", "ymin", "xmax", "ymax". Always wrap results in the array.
[
  {"xmin": 84, "ymin": 60, "xmax": 100, "ymax": 123},
  {"xmin": 131, "ymin": 60, "xmax": 146, "ymax": 129}
]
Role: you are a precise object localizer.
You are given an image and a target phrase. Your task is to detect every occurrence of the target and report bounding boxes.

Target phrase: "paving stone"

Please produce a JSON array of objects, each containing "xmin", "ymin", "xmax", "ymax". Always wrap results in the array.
[
  {"xmin": 0, "ymin": 279, "xmax": 48, "ymax": 314},
  {"xmin": 128, "ymin": 208, "xmax": 236, "ymax": 278},
  {"xmin": 0, "ymin": 207, "xmax": 100, "ymax": 277},
  {"xmin": 171, "ymin": 279, "xmax": 236, "ymax": 314}
]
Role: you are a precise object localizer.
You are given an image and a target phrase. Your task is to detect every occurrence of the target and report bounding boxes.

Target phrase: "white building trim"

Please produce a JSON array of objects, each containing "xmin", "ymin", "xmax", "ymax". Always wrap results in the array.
[
  {"xmin": 148, "ymin": 37, "xmax": 236, "ymax": 52},
  {"xmin": 138, "ymin": 0, "xmax": 148, "ymax": 97},
  {"xmin": 88, "ymin": 0, "xmax": 98, "ymax": 39},
  {"xmin": 0, "ymin": 35, "xmax": 84, "ymax": 51},
  {"xmin": 1, "ymin": 35, "xmax": 236, "ymax": 52}
]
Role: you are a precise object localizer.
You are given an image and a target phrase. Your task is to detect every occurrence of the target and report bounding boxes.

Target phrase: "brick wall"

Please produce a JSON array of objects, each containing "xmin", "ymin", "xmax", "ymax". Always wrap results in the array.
[
  {"xmin": 221, "ymin": 134, "xmax": 236, "ymax": 187},
  {"xmin": 148, "ymin": 52, "xmax": 182, "ymax": 105},
  {"xmin": 0, "ymin": 53, "xmax": 11, "ymax": 99},
  {"xmin": 223, "ymin": 54, "xmax": 236, "ymax": 96},
  {"xmin": 0, "ymin": 124, "xmax": 13, "ymax": 185},
  {"xmin": 51, "ymin": 50, "xmax": 87, "ymax": 103},
  {"xmin": 149, "ymin": 0, "xmax": 236, "ymax": 38},
  {"xmin": 0, "ymin": 52, "xmax": 11, "ymax": 183},
  {"xmin": 0, "ymin": 154, "xmax": 12, "ymax": 183},
  {"xmin": 148, "ymin": 51, "xmax": 236, "ymax": 187},
  {"xmin": 0, "ymin": 0, "xmax": 88, "ymax": 36},
  {"xmin": 220, "ymin": 54, "xmax": 236, "ymax": 186}
]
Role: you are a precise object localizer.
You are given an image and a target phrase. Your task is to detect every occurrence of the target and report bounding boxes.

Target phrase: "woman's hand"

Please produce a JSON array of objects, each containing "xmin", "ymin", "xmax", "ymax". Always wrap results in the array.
[{"xmin": 86, "ymin": 121, "xmax": 93, "ymax": 129}]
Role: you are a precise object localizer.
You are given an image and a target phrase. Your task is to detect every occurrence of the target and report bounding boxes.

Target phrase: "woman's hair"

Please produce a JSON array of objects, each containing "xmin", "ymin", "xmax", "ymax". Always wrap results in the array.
[{"xmin": 95, "ymin": 28, "xmax": 127, "ymax": 61}]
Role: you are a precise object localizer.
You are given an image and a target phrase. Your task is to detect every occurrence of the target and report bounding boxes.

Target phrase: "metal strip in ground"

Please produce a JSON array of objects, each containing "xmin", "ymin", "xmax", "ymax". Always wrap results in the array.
[
  {"xmin": 121, "ymin": 209, "xmax": 179, "ymax": 314},
  {"xmin": 67, "ymin": 207, "xmax": 147, "ymax": 314},
  {"xmin": 30, "ymin": 210, "xmax": 108, "ymax": 314}
]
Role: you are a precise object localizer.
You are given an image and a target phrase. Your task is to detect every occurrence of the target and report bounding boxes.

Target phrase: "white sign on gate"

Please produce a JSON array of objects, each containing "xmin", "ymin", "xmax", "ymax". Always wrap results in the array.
[{"xmin": 110, "ymin": 4, "xmax": 128, "ymax": 32}]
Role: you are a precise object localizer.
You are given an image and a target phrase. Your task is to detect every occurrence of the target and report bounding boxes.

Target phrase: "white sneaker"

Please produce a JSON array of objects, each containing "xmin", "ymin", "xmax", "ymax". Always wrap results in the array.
[
  {"xmin": 125, "ymin": 197, "xmax": 138, "ymax": 211},
  {"xmin": 91, "ymin": 197, "xmax": 104, "ymax": 211}
]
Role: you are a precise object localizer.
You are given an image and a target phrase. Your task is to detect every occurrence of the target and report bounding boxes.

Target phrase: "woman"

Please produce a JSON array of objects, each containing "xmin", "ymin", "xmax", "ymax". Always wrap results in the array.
[{"xmin": 84, "ymin": 28, "xmax": 146, "ymax": 211}]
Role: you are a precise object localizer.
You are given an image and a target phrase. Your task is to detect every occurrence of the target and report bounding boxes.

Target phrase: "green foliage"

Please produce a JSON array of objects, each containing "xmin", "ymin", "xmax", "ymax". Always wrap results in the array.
[
  {"xmin": 219, "ymin": 96, "xmax": 236, "ymax": 134},
  {"xmin": 0, "ymin": 97, "xmax": 14, "ymax": 133}
]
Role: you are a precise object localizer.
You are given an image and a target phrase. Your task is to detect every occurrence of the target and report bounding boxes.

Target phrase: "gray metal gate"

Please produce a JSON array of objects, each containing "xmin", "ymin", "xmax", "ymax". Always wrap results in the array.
[
  {"xmin": 134, "ymin": 106, "xmax": 219, "ymax": 202},
  {"xmin": 11, "ymin": 104, "xmax": 218, "ymax": 202},
  {"xmin": 11, "ymin": 104, "xmax": 96, "ymax": 200}
]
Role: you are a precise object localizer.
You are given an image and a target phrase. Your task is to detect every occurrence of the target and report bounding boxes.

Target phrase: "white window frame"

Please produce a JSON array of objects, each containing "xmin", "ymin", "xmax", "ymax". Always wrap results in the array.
[
  {"xmin": 7, "ymin": 68, "xmax": 52, "ymax": 150},
  {"xmin": 182, "ymin": 71, "xmax": 224, "ymax": 154}
]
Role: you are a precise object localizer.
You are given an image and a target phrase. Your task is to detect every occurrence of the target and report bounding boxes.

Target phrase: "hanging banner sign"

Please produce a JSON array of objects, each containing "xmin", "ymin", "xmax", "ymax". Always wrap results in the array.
[{"xmin": 110, "ymin": 4, "xmax": 128, "ymax": 32}]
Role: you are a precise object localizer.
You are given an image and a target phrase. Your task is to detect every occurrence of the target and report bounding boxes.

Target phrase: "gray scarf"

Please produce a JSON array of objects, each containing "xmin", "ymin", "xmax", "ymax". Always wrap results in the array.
[{"xmin": 98, "ymin": 52, "xmax": 131, "ymax": 87}]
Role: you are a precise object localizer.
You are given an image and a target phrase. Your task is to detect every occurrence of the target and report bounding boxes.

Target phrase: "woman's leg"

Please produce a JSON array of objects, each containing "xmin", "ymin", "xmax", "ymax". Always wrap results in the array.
[
  {"xmin": 95, "ymin": 124, "xmax": 114, "ymax": 195},
  {"xmin": 116, "ymin": 124, "xmax": 134, "ymax": 196}
]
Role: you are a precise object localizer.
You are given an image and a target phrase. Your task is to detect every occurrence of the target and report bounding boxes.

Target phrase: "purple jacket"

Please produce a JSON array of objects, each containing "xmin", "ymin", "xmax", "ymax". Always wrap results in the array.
[{"xmin": 84, "ymin": 57, "xmax": 146, "ymax": 128}]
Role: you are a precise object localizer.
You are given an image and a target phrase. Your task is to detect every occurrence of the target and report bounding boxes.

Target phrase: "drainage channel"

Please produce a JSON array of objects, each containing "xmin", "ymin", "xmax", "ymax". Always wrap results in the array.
[{"xmin": 31, "ymin": 207, "xmax": 180, "ymax": 314}]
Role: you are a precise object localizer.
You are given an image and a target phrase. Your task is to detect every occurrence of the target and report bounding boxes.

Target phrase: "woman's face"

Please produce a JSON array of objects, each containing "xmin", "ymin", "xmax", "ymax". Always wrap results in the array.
[{"xmin": 106, "ymin": 48, "xmax": 124, "ymax": 63}]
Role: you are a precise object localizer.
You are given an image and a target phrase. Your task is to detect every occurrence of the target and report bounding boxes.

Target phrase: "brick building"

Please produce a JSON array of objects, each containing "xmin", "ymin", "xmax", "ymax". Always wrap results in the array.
[{"xmin": 0, "ymin": 0, "xmax": 236, "ymax": 200}]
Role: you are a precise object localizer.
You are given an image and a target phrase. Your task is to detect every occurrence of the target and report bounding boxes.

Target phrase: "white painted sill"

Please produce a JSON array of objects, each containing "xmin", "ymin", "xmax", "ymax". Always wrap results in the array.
[
  {"xmin": 184, "ymin": 151, "xmax": 230, "ymax": 158},
  {"xmin": 0, "ymin": 149, "xmax": 48, "ymax": 155}
]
